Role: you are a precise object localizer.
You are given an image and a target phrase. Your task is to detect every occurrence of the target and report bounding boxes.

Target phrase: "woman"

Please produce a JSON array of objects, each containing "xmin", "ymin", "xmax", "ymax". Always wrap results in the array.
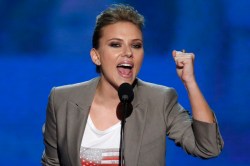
[{"xmin": 41, "ymin": 4, "xmax": 223, "ymax": 166}]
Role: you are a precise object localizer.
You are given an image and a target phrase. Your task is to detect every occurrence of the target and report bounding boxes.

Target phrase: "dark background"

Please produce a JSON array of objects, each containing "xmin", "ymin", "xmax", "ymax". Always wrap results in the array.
[{"xmin": 0, "ymin": 0, "xmax": 249, "ymax": 165}]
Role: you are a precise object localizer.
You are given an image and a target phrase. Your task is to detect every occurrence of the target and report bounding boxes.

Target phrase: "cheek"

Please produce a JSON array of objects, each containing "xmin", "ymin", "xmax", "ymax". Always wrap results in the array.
[
  {"xmin": 100, "ymin": 52, "xmax": 118, "ymax": 69},
  {"xmin": 136, "ymin": 53, "xmax": 144, "ymax": 67},
  {"xmin": 99, "ymin": 51, "xmax": 110, "ymax": 64}
]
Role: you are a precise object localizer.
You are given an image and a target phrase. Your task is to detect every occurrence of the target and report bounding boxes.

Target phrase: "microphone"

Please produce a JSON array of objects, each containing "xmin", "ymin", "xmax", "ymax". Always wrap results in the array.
[
  {"xmin": 117, "ymin": 82, "xmax": 134, "ymax": 166},
  {"xmin": 118, "ymin": 83, "xmax": 134, "ymax": 103}
]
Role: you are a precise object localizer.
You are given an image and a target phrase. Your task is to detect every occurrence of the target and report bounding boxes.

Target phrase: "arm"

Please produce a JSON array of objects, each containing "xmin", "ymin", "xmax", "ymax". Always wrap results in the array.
[
  {"xmin": 41, "ymin": 88, "xmax": 60, "ymax": 165},
  {"xmin": 172, "ymin": 50, "xmax": 214, "ymax": 123},
  {"xmin": 165, "ymin": 88, "xmax": 223, "ymax": 158},
  {"xmin": 168, "ymin": 50, "xmax": 224, "ymax": 158}
]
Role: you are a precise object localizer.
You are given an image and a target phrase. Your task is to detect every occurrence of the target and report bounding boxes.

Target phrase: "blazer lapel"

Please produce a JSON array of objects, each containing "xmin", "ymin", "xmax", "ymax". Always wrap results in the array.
[
  {"xmin": 66, "ymin": 102, "xmax": 89, "ymax": 166},
  {"xmin": 65, "ymin": 78, "xmax": 99, "ymax": 166},
  {"xmin": 124, "ymin": 81, "xmax": 148, "ymax": 166}
]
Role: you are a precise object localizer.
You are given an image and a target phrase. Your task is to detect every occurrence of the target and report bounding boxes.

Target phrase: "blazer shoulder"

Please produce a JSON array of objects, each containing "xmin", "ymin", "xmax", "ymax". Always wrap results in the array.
[
  {"xmin": 137, "ymin": 79, "xmax": 177, "ymax": 97},
  {"xmin": 55, "ymin": 77, "xmax": 98, "ymax": 93},
  {"xmin": 48, "ymin": 77, "xmax": 99, "ymax": 102}
]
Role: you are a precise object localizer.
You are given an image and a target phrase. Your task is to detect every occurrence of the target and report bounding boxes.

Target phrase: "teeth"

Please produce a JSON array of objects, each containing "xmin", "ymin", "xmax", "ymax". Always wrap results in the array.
[{"xmin": 117, "ymin": 63, "xmax": 132, "ymax": 67}]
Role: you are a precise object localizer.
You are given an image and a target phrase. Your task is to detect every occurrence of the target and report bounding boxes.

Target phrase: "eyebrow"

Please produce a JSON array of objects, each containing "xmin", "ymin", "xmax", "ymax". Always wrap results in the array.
[{"xmin": 107, "ymin": 38, "xmax": 143, "ymax": 42}]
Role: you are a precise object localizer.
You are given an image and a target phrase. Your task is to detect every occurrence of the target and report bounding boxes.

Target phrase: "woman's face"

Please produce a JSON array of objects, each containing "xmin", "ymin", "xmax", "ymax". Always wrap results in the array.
[{"xmin": 91, "ymin": 21, "xmax": 144, "ymax": 88}]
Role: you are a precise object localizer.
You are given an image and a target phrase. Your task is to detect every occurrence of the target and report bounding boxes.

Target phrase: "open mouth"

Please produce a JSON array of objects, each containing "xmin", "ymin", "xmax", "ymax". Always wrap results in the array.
[{"xmin": 117, "ymin": 62, "xmax": 133, "ymax": 78}]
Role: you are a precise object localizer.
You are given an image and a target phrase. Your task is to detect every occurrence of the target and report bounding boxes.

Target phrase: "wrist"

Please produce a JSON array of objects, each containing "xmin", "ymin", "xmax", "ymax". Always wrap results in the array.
[{"xmin": 183, "ymin": 78, "xmax": 197, "ymax": 90}]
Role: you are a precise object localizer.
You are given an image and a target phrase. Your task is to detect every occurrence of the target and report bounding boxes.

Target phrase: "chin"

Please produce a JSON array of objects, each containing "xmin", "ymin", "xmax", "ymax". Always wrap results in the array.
[
  {"xmin": 112, "ymin": 70, "xmax": 137, "ymax": 87},
  {"xmin": 119, "ymin": 77, "xmax": 135, "ymax": 85}
]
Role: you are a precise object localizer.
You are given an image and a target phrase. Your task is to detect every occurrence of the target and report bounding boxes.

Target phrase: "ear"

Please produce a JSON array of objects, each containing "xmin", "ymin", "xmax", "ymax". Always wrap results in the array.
[{"xmin": 90, "ymin": 48, "xmax": 101, "ymax": 65}]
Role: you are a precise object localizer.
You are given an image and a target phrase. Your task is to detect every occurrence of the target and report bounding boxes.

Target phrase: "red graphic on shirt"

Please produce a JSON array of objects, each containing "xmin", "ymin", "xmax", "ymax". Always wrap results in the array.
[{"xmin": 80, "ymin": 148, "xmax": 120, "ymax": 166}]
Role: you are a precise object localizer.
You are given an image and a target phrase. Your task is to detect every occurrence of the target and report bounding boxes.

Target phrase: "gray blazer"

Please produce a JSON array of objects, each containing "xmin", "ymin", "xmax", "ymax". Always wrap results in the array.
[{"xmin": 41, "ymin": 77, "xmax": 223, "ymax": 166}]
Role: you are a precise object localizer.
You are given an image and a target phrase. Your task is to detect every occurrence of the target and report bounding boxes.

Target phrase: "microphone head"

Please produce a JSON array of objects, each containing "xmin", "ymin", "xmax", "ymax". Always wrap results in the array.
[{"xmin": 118, "ymin": 83, "xmax": 134, "ymax": 103}]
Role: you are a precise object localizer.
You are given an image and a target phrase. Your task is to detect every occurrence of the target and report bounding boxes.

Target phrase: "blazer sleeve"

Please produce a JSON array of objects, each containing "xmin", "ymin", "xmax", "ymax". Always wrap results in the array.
[
  {"xmin": 165, "ymin": 88, "xmax": 224, "ymax": 159},
  {"xmin": 41, "ymin": 88, "xmax": 60, "ymax": 165}
]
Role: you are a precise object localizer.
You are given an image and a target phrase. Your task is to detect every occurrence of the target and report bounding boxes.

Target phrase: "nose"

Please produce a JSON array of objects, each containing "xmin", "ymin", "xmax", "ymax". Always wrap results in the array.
[{"xmin": 123, "ymin": 45, "xmax": 133, "ymax": 58}]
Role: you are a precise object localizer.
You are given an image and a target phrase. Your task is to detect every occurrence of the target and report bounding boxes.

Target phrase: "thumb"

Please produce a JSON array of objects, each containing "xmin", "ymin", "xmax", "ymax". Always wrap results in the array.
[{"xmin": 172, "ymin": 50, "xmax": 176, "ymax": 59}]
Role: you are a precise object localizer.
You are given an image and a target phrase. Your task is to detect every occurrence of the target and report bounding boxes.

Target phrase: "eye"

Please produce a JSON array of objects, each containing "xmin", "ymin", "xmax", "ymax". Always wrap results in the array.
[
  {"xmin": 109, "ymin": 42, "xmax": 121, "ymax": 48},
  {"xmin": 132, "ymin": 43, "xmax": 142, "ymax": 49}
]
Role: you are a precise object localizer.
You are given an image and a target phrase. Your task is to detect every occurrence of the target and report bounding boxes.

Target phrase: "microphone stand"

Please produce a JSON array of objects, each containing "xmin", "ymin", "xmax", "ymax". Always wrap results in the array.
[{"xmin": 119, "ymin": 97, "xmax": 128, "ymax": 166}]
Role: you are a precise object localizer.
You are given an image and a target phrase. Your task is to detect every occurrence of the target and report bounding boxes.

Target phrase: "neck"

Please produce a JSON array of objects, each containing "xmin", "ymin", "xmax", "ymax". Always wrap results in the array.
[{"xmin": 95, "ymin": 77, "xmax": 120, "ymax": 105}]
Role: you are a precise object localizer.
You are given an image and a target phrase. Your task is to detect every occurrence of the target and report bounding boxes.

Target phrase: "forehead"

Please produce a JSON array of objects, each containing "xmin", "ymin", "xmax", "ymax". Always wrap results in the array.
[{"xmin": 100, "ymin": 21, "xmax": 143, "ymax": 40}]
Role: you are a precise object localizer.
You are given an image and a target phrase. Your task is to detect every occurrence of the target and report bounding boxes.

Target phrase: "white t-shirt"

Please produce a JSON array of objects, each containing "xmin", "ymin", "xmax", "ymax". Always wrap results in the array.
[{"xmin": 80, "ymin": 115, "xmax": 121, "ymax": 166}]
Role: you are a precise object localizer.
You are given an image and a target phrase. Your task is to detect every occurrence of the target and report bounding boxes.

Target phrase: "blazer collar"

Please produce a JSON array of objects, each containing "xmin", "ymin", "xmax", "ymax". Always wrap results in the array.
[
  {"xmin": 69, "ymin": 77, "xmax": 100, "ymax": 110},
  {"xmin": 70, "ymin": 77, "xmax": 142, "ymax": 109}
]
